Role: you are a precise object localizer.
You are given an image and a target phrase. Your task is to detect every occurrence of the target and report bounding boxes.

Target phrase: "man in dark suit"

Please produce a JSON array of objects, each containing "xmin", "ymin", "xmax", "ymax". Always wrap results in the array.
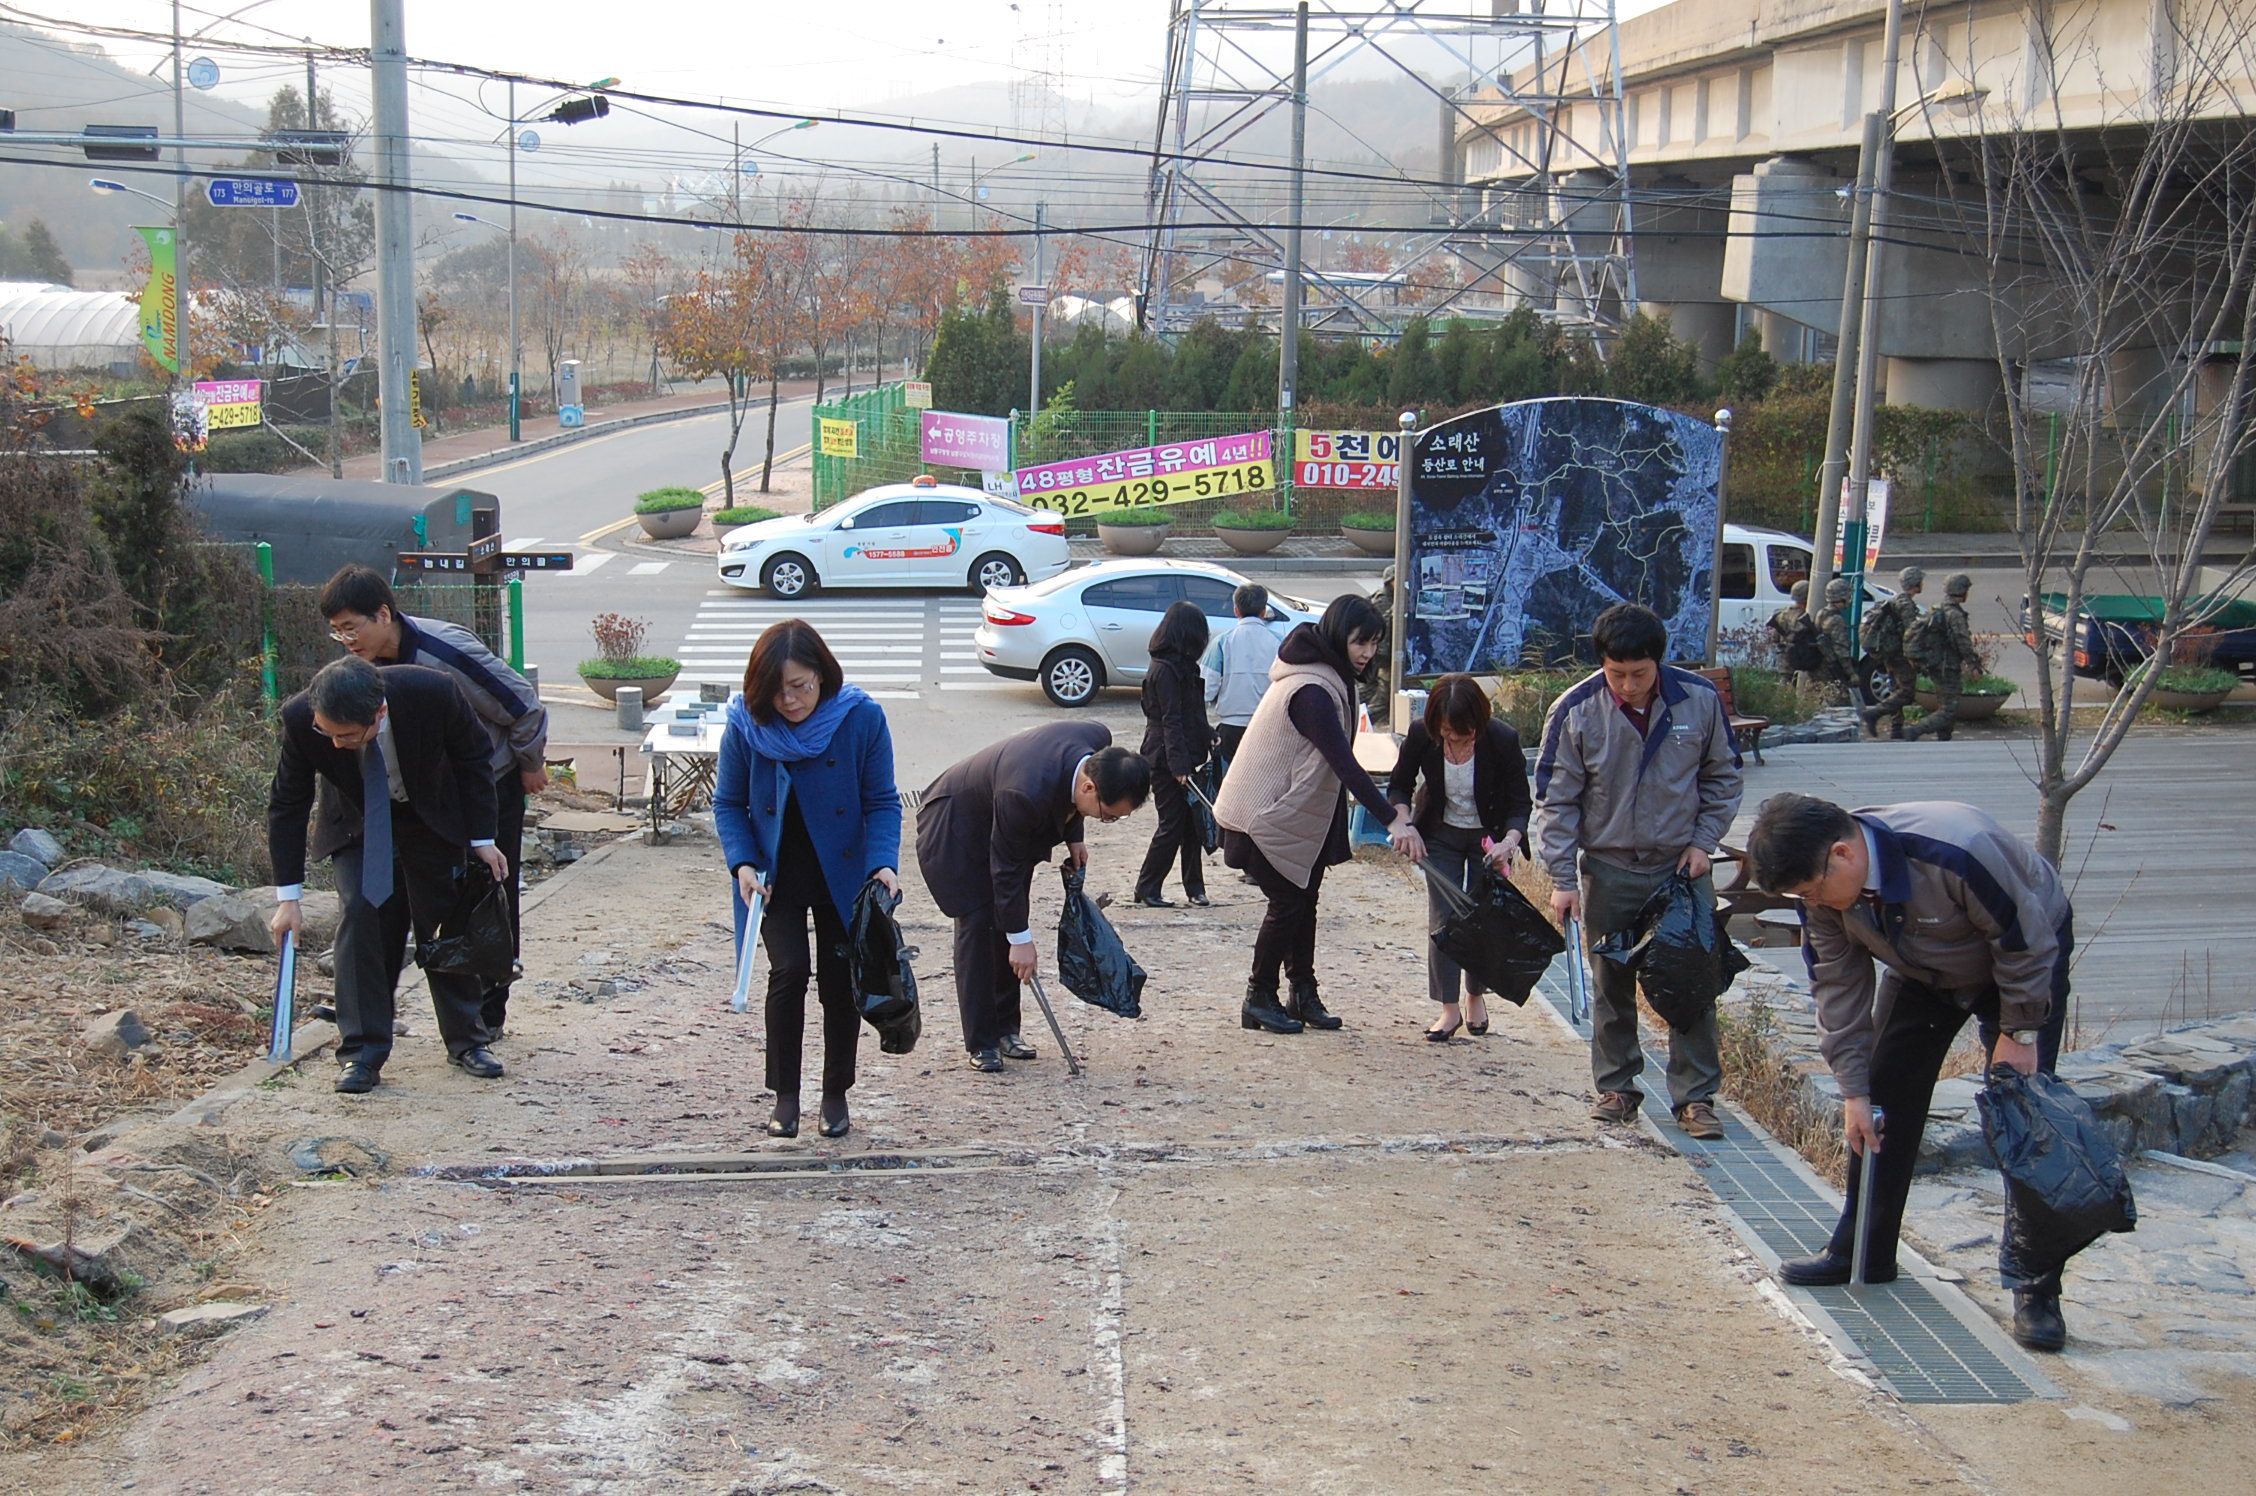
[
  {"xmin": 916, "ymin": 723, "xmax": 1151, "ymax": 1072},
  {"xmin": 267, "ymin": 656, "xmax": 508, "ymax": 1094}
]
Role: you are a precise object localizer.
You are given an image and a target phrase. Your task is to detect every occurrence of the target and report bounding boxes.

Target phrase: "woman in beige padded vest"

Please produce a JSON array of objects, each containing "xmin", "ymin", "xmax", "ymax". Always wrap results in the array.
[{"xmin": 1211, "ymin": 594, "xmax": 1421, "ymax": 1033}]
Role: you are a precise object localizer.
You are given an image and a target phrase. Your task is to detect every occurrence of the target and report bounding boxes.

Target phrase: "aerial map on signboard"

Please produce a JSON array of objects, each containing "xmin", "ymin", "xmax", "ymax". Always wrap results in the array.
[{"xmin": 1402, "ymin": 398, "xmax": 1723, "ymax": 677}]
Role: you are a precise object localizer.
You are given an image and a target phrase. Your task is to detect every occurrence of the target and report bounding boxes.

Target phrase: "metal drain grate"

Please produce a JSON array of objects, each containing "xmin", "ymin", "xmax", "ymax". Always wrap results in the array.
[{"xmin": 1533, "ymin": 964, "xmax": 2048, "ymax": 1404}]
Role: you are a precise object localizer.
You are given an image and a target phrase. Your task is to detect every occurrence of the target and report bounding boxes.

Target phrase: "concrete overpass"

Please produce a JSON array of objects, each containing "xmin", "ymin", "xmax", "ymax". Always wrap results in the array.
[{"xmin": 1451, "ymin": 0, "xmax": 2256, "ymax": 413}]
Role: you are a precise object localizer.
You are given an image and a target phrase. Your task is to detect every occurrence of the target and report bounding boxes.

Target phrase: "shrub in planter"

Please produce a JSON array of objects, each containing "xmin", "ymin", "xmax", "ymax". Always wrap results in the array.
[
  {"xmin": 2143, "ymin": 663, "xmax": 2239, "ymax": 711},
  {"xmin": 1340, "ymin": 509, "xmax": 1396, "ymax": 555},
  {"xmin": 711, "ymin": 505, "xmax": 780, "ymax": 528},
  {"xmin": 1914, "ymin": 672, "xmax": 2014, "ymax": 721},
  {"xmin": 635, "ymin": 486, "xmax": 707, "ymax": 539},
  {"xmin": 1097, "ymin": 505, "xmax": 1170, "ymax": 555},
  {"xmin": 577, "ymin": 612, "xmax": 680, "ymax": 702},
  {"xmin": 1212, "ymin": 507, "xmax": 1292, "ymax": 556}
]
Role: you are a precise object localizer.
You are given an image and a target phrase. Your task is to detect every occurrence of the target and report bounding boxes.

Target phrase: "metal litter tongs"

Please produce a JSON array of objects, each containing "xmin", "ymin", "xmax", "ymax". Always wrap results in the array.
[
  {"xmin": 1025, "ymin": 972, "xmax": 1083, "ymax": 1077},
  {"xmin": 266, "ymin": 929, "xmax": 298, "ymax": 1064},
  {"xmin": 1850, "ymin": 1105, "xmax": 1887, "ymax": 1289},
  {"xmin": 1562, "ymin": 915, "xmax": 1592, "ymax": 1025},
  {"xmin": 729, "ymin": 890, "xmax": 765, "ymax": 1012}
]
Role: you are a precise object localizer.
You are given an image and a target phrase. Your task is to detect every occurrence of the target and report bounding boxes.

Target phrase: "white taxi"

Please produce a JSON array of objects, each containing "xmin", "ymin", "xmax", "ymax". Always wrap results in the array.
[{"xmin": 715, "ymin": 476, "xmax": 1071, "ymax": 597}]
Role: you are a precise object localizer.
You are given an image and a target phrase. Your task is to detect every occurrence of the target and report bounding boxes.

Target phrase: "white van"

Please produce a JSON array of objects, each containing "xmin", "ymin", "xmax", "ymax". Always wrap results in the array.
[{"xmin": 1715, "ymin": 522, "xmax": 1892, "ymax": 658}]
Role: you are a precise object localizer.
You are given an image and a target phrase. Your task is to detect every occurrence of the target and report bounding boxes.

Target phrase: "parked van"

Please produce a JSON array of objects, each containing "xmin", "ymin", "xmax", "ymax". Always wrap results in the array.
[{"xmin": 1715, "ymin": 523, "xmax": 1891, "ymax": 658}]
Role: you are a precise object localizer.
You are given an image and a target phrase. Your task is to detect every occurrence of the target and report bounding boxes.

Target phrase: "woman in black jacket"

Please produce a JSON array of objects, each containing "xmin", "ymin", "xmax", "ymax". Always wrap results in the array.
[
  {"xmin": 1388, "ymin": 673, "xmax": 1533, "ymax": 1040},
  {"xmin": 1133, "ymin": 600, "xmax": 1212, "ymax": 908}
]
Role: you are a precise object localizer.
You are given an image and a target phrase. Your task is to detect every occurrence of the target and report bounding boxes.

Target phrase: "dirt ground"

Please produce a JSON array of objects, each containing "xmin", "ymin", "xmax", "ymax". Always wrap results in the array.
[{"xmin": 4, "ymin": 818, "xmax": 2253, "ymax": 1494}]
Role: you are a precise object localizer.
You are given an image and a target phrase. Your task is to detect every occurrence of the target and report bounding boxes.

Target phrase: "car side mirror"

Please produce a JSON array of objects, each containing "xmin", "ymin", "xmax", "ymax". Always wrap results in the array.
[{"xmin": 836, "ymin": 516, "xmax": 854, "ymax": 530}]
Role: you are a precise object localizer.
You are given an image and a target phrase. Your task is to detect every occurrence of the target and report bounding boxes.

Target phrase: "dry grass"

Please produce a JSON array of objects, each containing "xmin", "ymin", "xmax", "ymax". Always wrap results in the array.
[{"xmin": 1716, "ymin": 996, "xmax": 1850, "ymax": 1188}]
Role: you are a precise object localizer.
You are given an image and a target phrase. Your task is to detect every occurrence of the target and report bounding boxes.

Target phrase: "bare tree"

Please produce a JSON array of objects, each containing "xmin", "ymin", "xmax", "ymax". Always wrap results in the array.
[{"xmin": 1954, "ymin": 0, "xmax": 2256, "ymax": 864}]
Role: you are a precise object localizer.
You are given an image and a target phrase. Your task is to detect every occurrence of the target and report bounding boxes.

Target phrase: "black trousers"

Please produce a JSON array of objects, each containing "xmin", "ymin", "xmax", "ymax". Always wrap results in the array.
[
  {"xmin": 761, "ymin": 800, "xmax": 858, "ymax": 1096},
  {"xmin": 1827, "ymin": 918, "xmax": 2073, "ymax": 1288},
  {"xmin": 330, "ymin": 810, "xmax": 492, "ymax": 1067},
  {"xmin": 481, "ymin": 769, "xmax": 527, "ymax": 1032},
  {"xmin": 1226, "ymin": 831, "xmax": 1327, "ymax": 992},
  {"xmin": 950, "ymin": 904, "xmax": 1024, "ymax": 1053},
  {"xmin": 1214, "ymin": 723, "xmax": 1248, "ymax": 766},
  {"xmin": 1134, "ymin": 774, "xmax": 1206, "ymax": 901}
]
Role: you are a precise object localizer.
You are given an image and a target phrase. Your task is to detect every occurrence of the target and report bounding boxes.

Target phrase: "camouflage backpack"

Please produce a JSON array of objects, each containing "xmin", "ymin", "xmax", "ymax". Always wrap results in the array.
[
  {"xmin": 1859, "ymin": 597, "xmax": 1907, "ymax": 658},
  {"xmin": 1904, "ymin": 606, "xmax": 1951, "ymax": 671}
]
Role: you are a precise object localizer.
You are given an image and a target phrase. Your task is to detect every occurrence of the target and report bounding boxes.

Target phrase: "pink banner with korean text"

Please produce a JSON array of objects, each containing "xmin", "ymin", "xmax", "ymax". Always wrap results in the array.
[
  {"xmin": 1013, "ymin": 430, "xmax": 1275, "ymax": 517},
  {"xmin": 919, "ymin": 410, "xmax": 1012, "ymax": 473}
]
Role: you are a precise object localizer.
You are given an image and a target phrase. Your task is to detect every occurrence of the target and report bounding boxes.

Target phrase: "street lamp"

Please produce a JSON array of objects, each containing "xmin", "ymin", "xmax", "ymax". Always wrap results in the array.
[
  {"xmin": 966, "ymin": 152, "xmax": 1036, "ymax": 229},
  {"xmin": 451, "ymin": 211, "xmax": 515, "ymax": 421},
  {"xmin": 89, "ymin": 176, "xmax": 173, "ymax": 210},
  {"xmin": 731, "ymin": 118, "xmax": 817, "ymax": 224}
]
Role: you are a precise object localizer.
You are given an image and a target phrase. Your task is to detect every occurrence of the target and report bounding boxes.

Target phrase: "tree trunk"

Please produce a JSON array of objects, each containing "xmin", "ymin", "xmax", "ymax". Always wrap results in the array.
[
  {"xmin": 760, "ymin": 374, "xmax": 781, "ymax": 493},
  {"xmin": 718, "ymin": 374, "xmax": 749, "ymax": 508},
  {"xmin": 2034, "ymin": 788, "xmax": 2070, "ymax": 869}
]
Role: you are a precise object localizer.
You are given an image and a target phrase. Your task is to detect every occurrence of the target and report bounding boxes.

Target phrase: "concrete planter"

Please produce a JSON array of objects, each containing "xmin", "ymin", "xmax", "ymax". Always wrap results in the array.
[
  {"xmin": 1914, "ymin": 688, "xmax": 2007, "ymax": 721},
  {"xmin": 1098, "ymin": 523, "xmax": 1169, "ymax": 556},
  {"xmin": 2151, "ymin": 686, "xmax": 2233, "ymax": 712},
  {"xmin": 636, "ymin": 506, "xmax": 703, "ymax": 540},
  {"xmin": 1340, "ymin": 524, "xmax": 1395, "ymax": 556},
  {"xmin": 1213, "ymin": 524, "xmax": 1289, "ymax": 556},
  {"xmin": 579, "ymin": 669, "xmax": 680, "ymax": 703}
]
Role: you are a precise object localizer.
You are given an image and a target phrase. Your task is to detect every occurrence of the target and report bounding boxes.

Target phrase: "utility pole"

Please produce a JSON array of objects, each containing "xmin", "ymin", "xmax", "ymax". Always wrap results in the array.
[
  {"xmin": 1030, "ymin": 201, "xmax": 1046, "ymax": 411},
  {"xmin": 731, "ymin": 119, "xmax": 742, "ymax": 224},
  {"xmin": 1839, "ymin": 0, "xmax": 1909, "ymax": 639},
  {"xmin": 369, "ymin": 0, "xmax": 421, "ymax": 484},
  {"xmin": 506, "ymin": 78, "xmax": 521, "ymax": 442},
  {"xmin": 1276, "ymin": 1, "xmax": 1308, "ymax": 512},
  {"xmin": 308, "ymin": 52, "xmax": 340, "ymax": 478},
  {"xmin": 931, "ymin": 142, "xmax": 941, "ymax": 212},
  {"xmin": 171, "ymin": 1, "xmax": 189, "ymax": 380}
]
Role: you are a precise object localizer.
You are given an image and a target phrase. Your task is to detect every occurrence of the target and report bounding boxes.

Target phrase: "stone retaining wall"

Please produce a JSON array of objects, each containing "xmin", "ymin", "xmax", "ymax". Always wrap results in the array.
[{"xmin": 1727, "ymin": 951, "xmax": 2256, "ymax": 1173}]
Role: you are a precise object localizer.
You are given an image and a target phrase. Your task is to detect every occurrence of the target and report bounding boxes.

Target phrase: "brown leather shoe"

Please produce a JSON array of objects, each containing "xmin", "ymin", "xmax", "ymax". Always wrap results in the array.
[
  {"xmin": 1590, "ymin": 1090, "xmax": 1640, "ymax": 1124},
  {"xmin": 1675, "ymin": 1100, "xmax": 1725, "ymax": 1140}
]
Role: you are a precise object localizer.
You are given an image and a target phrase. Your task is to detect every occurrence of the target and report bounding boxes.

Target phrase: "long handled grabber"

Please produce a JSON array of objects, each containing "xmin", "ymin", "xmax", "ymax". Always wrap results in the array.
[
  {"xmin": 266, "ymin": 929, "xmax": 298, "ymax": 1064},
  {"xmin": 1562, "ymin": 915, "xmax": 1591, "ymax": 1025},
  {"xmin": 1850, "ymin": 1105, "xmax": 1886, "ymax": 1289},
  {"xmin": 729, "ymin": 891, "xmax": 765, "ymax": 1013},
  {"xmin": 1025, "ymin": 971, "xmax": 1083, "ymax": 1077}
]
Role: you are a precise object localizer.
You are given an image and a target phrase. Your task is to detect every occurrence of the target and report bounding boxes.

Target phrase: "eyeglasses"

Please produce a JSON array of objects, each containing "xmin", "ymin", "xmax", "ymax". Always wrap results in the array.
[
  {"xmin": 775, "ymin": 675, "xmax": 821, "ymax": 700},
  {"xmin": 328, "ymin": 624, "xmax": 360, "ymax": 645}
]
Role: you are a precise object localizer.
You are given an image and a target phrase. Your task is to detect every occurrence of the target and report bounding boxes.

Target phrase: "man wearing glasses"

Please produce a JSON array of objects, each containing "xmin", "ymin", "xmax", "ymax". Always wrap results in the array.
[
  {"xmin": 1743, "ymin": 792, "xmax": 2075, "ymax": 1351},
  {"xmin": 916, "ymin": 724, "xmax": 1151, "ymax": 1072},
  {"xmin": 317, "ymin": 566, "xmax": 548, "ymax": 1037}
]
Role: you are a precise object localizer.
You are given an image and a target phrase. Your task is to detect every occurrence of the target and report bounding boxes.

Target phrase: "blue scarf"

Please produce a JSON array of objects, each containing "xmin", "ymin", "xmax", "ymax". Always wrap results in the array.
[{"xmin": 731, "ymin": 683, "xmax": 871, "ymax": 764}]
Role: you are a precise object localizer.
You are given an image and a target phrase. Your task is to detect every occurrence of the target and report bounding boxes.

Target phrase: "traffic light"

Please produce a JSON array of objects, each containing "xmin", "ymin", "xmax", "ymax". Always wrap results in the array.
[
  {"xmin": 547, "ymin": 95, "xmax": 610, "ymax": 127},
  {"xmin": 269, "ymin": 130, "xmax": 349, "ymax": 167},
  {"xmin": 82, "ymin": 125, "xmax": 159, "ymax": 162}
]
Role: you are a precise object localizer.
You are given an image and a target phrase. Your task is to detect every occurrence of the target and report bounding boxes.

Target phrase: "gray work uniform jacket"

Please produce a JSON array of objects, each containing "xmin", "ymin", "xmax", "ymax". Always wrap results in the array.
[
  {"xmin": 1800, "ymin": 802, "xmax": 2071, "ymax": 1099},
  {"xmin": 1532, "ymin": 665, "xmax": 1744, "ymax": 884},
  {"xmin": 395, "ymin": 614, "xmax": 548, "ymax": 781}
]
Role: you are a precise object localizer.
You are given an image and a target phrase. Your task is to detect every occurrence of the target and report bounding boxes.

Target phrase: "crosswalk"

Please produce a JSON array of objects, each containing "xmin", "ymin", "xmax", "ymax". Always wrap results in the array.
[{"xmin": 670, "ymin": 592, "xmax": 1022, "ymax": 702}]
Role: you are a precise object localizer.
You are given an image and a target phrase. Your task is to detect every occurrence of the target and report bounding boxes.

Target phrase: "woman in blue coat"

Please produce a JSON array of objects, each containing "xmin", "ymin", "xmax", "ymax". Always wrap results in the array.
[{"xmin": 714, "ymin": 620, "xmax": 902, "ymax": 1140}]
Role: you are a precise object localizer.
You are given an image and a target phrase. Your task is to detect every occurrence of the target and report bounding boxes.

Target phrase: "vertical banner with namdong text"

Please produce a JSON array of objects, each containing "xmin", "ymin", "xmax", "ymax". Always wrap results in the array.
[{"xmin": 136, "ymin": 226, "xmax": 182, "ymax": 374}]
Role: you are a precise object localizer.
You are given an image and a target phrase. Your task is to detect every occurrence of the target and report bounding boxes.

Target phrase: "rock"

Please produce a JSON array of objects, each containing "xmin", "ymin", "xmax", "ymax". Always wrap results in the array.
[
  {"xmin": 158, "ymin": 1301, "xmax": 267, "ymax": 1331},
  {"xmin": 81, "ymin": 1009, "xmax": 151, "ymax": 1061},
  {"xmin": 145, "ymin": 906, "xmax": 184, "ymax": 938},
  {"xmin": 17, "ymin": 891, "xmax": 76, "ymax": 931},
  {"xmin": 0, "ymin": 850, "xmax": 47, "ymax": 892},
  {"xmin": 184, "ymin": 894, "xmax": 277, "ymax": 954},
  {"xmin": 138, "ymin": 871, "xmax": 233, "ymax": 909},
  {"xmin": 38, "ymin": 864, "xmax": 156, "ymax": 915},
  {"xmin": 125, "ymin": 919, "xmax": 167, "ymax": 941},
  {"xmin": 10, "ymin": 828, "xmax": 64, "ymax": 867},
  {"xmin": 241, "ymin": 887, "xmax": 343, "ymax": 947},
  {"xmin": 37, "ymin": 1129, "xmax": 66, "ymax": 1150},
  {"xmin": 3, "ymin": 1217, "xmax": 134, "ymax": 1297}
]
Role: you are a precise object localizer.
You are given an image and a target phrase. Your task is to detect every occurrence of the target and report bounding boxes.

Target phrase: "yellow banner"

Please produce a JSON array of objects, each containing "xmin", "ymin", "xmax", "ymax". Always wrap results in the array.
[
  {"xmin": 818, "ymin": 416, "xmax": 859, "ymax": 458},
  {"xmin": 135, "ymin": 226, "xmax": 182, "ymax": 374}
]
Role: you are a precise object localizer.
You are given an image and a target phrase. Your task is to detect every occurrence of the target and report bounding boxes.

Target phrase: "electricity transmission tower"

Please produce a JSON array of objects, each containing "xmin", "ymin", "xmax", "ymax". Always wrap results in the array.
[{"xmin": 1139, "ymin": 0, "xmax": 1635, "ymax": 341}]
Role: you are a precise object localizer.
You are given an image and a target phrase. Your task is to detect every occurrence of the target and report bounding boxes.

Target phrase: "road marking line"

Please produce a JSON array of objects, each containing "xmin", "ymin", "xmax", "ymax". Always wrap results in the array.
[
  {"xmin": 939, "ymin": 666, "xmax": 992, "ymax": 673},
  {"xmin": 579, "ymin": 515, "xmax": 637, "ymax": 544},
  {"xmin": 561, "ymin": 552, "xmax": 614, "ymax": 576},
  {"xmin": 698, "ymin": 442, "xmax": 813, "ymax": 496},
  {"xmin": 628, "ymin": 561, "xmax": 671, "ymax": 575},
  {"xmin": 505, "ymin": 536, "xmax": 543, "ymax": 549},
  {"xmin": 939, "ymin": 680, "xmax": 1023, "ymax": 691}
]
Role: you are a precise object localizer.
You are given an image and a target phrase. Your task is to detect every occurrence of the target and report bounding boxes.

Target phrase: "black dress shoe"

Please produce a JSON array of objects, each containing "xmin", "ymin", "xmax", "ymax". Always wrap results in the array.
[
  {"xmin": 2012, "ymin": 1289, "xmax": 2066, "ymax": 1351},
  {"xmin": 334, "ymin": 1062, "xmax": 380, "ymax": 1094},
  {"xmin": 1133, "ymin": 893, "xmax": 1174, "ymax": 909},
  {"xmin": 1185, "ymin": 891, "xmax": 1211, "ymax": 907},
  {"xmin": 766, "ymin": 1097, "xmax": 800, "ymax": 1138},
  {"xmin": 818, "ymin": 1093, "xmax": 850, "ymax": 1139},
  {"xmin": 450, "ymin": 1046, "xmax": 505, "ymax": 1079},
  {"xmin": 968, "ymin": 1048, "xmax": 1004, "ymax": 1073},
  {"xmin": 1778, "ymin": 1252, "xmax": 1897, "ymax": 1287},
  {"xmin": 998, "ymin": 1032, "xmax": 1037, "ymax": 1060}
]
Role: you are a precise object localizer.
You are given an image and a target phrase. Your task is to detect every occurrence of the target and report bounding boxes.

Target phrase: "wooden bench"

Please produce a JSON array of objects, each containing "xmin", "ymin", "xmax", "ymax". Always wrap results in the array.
[{"xmin": 1696, "ymin": 665, "xmax": 1770, "ymax": 765}]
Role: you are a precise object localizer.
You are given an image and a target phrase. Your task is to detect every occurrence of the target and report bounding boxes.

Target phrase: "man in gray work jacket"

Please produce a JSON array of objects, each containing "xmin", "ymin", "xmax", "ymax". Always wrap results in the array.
[
  {"xmin": 319, "ymin": 565, "xmax": 549, "ymax": 1034},
  {"xmin": 1745, "ymin": 793, "xmax": 2075, "ymax": 1351},
  {"xmin": 1533, "ymin": 603, "xmax": 1744, "ymax": 1140}
]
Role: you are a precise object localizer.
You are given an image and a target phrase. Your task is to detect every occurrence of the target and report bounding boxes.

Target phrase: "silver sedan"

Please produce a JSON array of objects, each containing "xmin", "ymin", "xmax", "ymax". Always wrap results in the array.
[{"xmin": 973, "ymin": 558, "xmax": 1323, "ymax": 707}]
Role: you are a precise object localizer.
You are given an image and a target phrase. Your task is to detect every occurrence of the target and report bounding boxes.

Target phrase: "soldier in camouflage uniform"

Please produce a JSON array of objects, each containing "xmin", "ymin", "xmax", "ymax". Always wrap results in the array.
[
  {"xmin": 1814, "ymin": 578, "xmax": 1859, "ymax": 702},
  {"xmin": 1905, "ymin": 573, "xmax": 1983, "ymax": 742},
  {"xmin": 1859, "ymin": 566, "xmax": 1925, "ymax": 740}
]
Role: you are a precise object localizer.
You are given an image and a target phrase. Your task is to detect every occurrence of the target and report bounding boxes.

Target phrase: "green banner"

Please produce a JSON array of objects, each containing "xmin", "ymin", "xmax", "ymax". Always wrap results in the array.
[{"xmin": 136, "ymin": 225, "xmax": 181, "ymax": 373}]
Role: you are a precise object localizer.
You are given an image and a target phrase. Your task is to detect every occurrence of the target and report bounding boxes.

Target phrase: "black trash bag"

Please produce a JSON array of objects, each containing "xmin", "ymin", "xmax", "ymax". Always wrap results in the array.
[
  {"xmin": 1977, "ymin": 1065, "xmax": 2137, "ymax": 1285},
  {"xmin": 1590, "ymin": 871, "xmax": 1736, "ymax": 1032},
  {"xmin": 847, "ymin": 880, "xmax": 922, "ymax": 1054},
  {"xmin": 1056, "ymin": 864, "xmax": 1147, "ymax": 1018},
  {"xmin": 1430, "ymin": 861, "xmax": 1565, "ymax": 1007},
  {"xmin": 415, "ymin": 865, "xmax": 515, "ymax": 983},
  {"xmin": 1188, "ymin": 759, "xmax": 1222, "ymax": 856}
]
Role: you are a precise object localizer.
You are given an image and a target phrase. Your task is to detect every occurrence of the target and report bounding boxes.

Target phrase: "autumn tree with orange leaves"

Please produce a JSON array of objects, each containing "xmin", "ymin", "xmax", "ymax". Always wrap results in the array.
[{"xmin": 656, "ymin": 232, "xmax": 800, "ymax": 504}]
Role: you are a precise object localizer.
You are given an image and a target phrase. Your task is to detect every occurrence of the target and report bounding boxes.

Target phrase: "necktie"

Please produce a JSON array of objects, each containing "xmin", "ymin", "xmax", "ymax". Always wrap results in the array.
[{"xmin": 360, "ymin": 740, "xmax": 394, "ymax": 907}]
